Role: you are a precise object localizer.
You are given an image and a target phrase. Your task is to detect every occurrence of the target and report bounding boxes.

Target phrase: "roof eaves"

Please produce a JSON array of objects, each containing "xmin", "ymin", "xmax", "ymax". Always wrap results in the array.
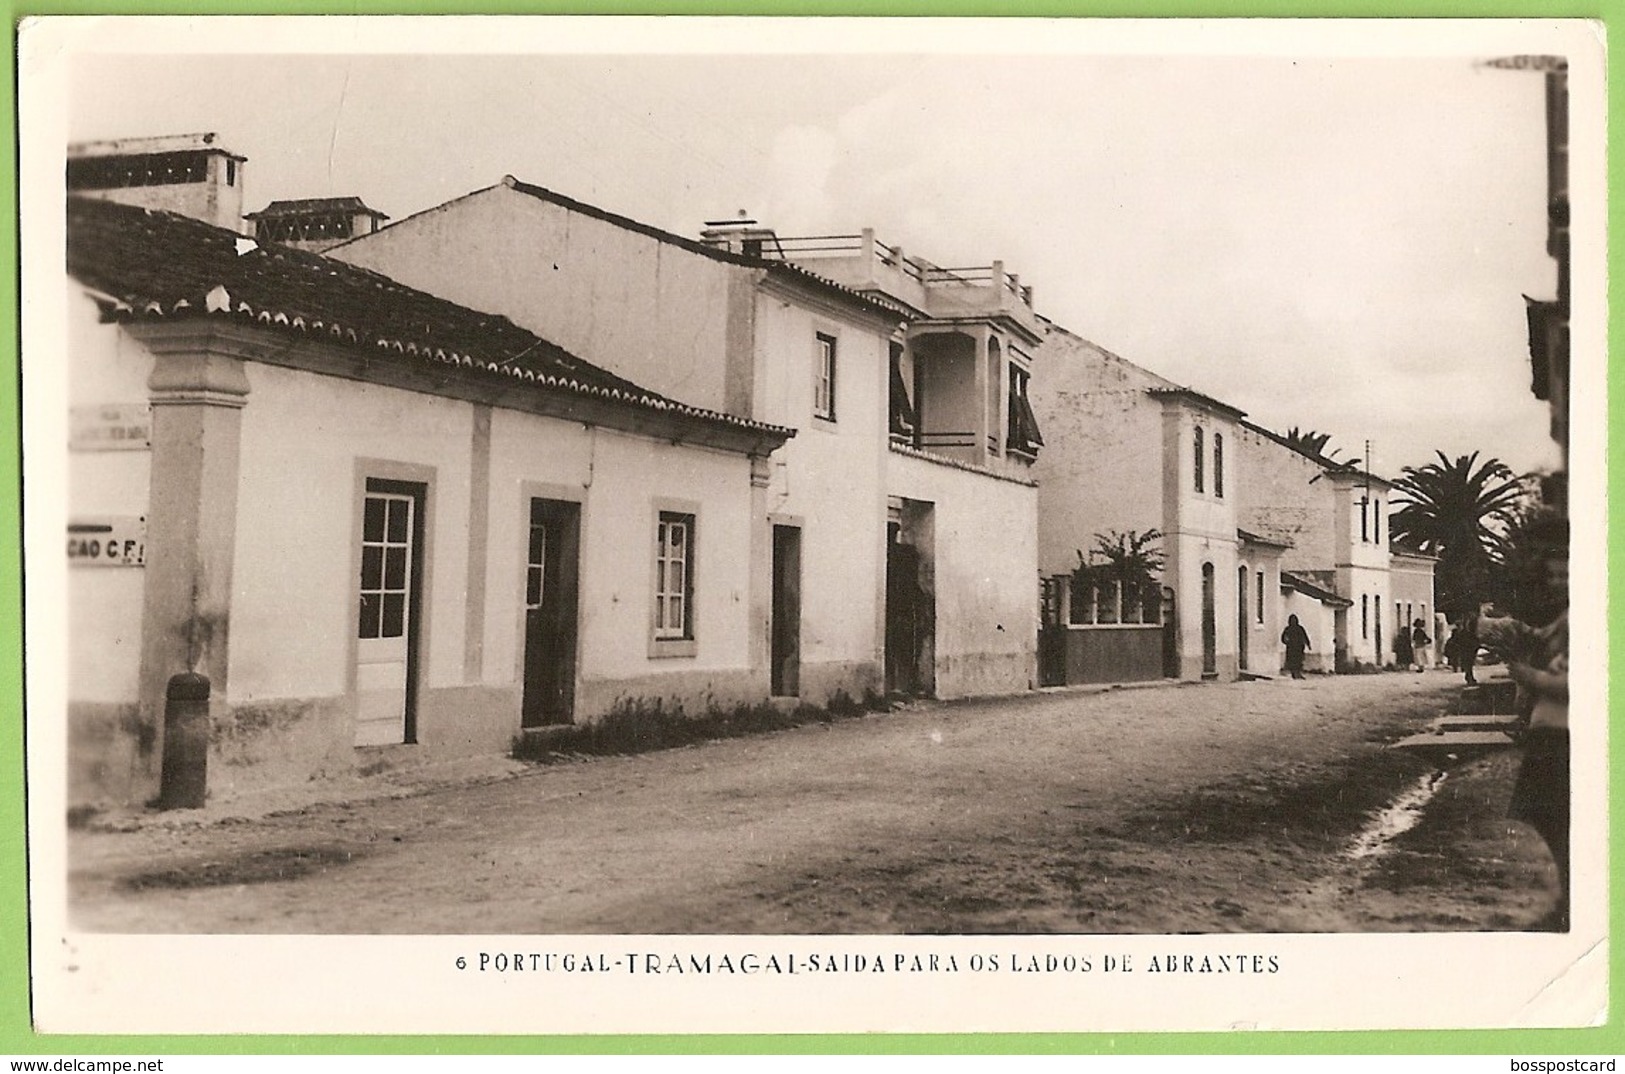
[
  {"xmin": 1147, "ymin": 385, "xmax": 1247, "ymax": 420},
  {"xmin": 1240, "ymin": 418, "xmax": 1395, "ymax": 485},
  {"xmin": 762, "ymin": 261, "xmax": 909, "ymax": 323},
  {"xmin": 1279, "ymin": 570, "xmax": 1353, "ymax": 607},
  {"xmin": 1238, "ymin": 527, "xmax": 1292, "ymax": 549},
  {"xmin": 246, "ymin": 196, "xmax": 390, "ymax": 221},
  {"xmin": 95, "ymin": 283, "xmax": 794, "ymax": 442}
]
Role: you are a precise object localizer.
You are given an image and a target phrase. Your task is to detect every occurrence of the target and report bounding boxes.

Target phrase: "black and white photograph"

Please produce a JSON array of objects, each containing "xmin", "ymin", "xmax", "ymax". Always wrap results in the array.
[{"xmin": 19, "ymin": 15, "xmax": 1606, "ymax": 1036}]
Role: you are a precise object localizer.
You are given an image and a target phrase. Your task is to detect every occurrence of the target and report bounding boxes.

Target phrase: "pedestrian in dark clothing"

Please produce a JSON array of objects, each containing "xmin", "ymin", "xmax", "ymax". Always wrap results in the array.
[
  {"xmin": 1410, "ymin": 619, "xmax": 1432, "ymax": 672},
  {"xmin": 1394, "ymin": 626, "xmax": 1413, "ymax": 671},
  {"xmin": 1459, "ymin": 615, "xmax": 1479, "ymax": 685},
  {"xmin": 1281, "ymin": 614, "xmax": 1311, "ymax": 679}
]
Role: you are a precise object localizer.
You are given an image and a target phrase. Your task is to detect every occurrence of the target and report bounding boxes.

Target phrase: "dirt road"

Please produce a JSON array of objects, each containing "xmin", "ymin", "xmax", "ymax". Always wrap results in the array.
[{"xmin": 66, "ymin": 672, "xmax": 1560, "ymax": 933}]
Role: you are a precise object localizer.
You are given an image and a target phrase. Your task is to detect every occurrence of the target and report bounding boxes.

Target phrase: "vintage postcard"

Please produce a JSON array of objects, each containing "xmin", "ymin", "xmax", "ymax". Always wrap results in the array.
[{"xmin": 16, "ymin": 14, "xmax": 1608, "ymax": 1037}]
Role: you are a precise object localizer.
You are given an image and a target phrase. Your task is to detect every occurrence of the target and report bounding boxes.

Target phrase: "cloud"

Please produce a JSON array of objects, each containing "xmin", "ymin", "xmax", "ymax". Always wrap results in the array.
[{"xmin": 757, "ymin": 125, "xmax": 840, "ymax": 231}]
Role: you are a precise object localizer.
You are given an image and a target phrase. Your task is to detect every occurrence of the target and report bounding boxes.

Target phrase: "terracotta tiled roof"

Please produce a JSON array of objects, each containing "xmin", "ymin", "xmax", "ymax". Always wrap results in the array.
[
  {"xmin": 67, "ymin": 196, "xmax": 793, "ymax": 443},
  {"xmin": 246, "ymin": 197, "xmax": 389, "ymax": 220}
]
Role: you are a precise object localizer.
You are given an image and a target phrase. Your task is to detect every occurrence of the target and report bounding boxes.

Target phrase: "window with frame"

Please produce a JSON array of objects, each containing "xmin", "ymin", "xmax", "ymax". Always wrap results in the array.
[
  {"xmin": 1255, "ymin": 571, "xmax": 1264, "ymax": 623},
  {"xmin": 1361, "ymin": 594, "xmax": 1369, "ymax": 639},
  {"xmin": 359, "ymin": 491, "xmax": 414, "ymax": 640},
  {"xmin": 1359, "ymin": 496, "xmax": 1370, "ymax": 542},
  {"xmin": 654, "ymin": 512, "xmax": 696, "ymax": 640},
  {"xmin": 1214, "ymin": 433, "xmax": 1225, "ymax": 498},
  {"xmin": 1193, "ymin": 426, "xmax": 1205, "ymax": 493},
  {"xmin": 814, "ymin": 333, "xmax": 837, "ymax": 421}
]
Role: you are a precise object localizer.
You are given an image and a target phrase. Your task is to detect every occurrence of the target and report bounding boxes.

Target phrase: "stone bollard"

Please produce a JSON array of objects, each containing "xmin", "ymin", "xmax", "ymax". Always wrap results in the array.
[{"xmin": 158, "ymin": 672, "xmax": 209, "ymax": 810}]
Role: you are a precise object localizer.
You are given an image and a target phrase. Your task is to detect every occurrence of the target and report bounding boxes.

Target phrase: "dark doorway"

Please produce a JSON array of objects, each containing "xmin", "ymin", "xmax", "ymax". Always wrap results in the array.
[
  {"xmin": 1374, "ymin": 595, "xmax": 1384, "ymax": 667},
  {"xmin": 885, "ymin": 517, "xmax": 934, "ymax": 696},
  {"xmin": 1161, "ymin": 587, "xmax": 1179, "ymax": 678},
  {"xmin": 1038, "ymin": 575, "xmax": 1067, "ymax": 687},
  {"xmin": 771, "ymin": 524, "xmax": 802, "ymax": 697},
  {"xmin": 521, "ymin": 498, "xmax": 581, "ymax": 727},
  {"xmin": 1201, "ymin": 562, "xmax": 1217, "ymax": 678},
  {"xmin": 1237, "ymin": 566, "xmax": 1250, "ymax": 672}
]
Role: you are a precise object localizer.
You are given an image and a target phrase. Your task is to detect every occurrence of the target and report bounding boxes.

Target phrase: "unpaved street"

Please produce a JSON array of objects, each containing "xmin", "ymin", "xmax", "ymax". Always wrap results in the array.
[{"xmin": 67, "ymin": 673, "xmax": 1559, "ymax": 933}]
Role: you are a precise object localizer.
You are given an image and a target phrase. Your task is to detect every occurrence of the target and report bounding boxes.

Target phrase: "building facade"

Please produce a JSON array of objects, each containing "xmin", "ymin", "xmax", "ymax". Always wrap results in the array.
[
  {"xmin": 333, "ymin": 180, "xmax": 1039, "ymax": 702},
  {"xmin": 66, "ymin": 194, "xmax": 792, "ymax": 806},
  {"xmin": 1390, "ymin": 547, "xmax": 1441, "ymax": 667},
  {"xmin": 1029, "ymin": 325, "xmax": 1247, "ymax": 683},
  {"xmin": 1235, "ymin": 422, "xmax": 1400, "ymax": 671}
]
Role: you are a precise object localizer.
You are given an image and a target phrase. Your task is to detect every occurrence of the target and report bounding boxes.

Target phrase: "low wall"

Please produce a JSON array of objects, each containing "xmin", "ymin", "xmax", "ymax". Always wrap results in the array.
[{"xmin": 1063, "ymin": 625, "xmax": 1165, "ymax": 685}]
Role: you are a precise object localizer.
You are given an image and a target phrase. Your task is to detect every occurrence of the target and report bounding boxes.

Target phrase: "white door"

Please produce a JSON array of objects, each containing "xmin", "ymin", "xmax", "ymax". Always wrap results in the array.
[{"xmin": 356, "ymin": 489, "xmax": 415, "ymax": 746}]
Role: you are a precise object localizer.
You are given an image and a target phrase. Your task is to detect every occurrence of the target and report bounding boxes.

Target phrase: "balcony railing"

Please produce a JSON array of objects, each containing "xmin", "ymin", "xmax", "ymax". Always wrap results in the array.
[
  {"xmin": 764, "ymin": 231, "xmax": 1034, "ymax": 310},
  {"xmin": 915, "ymin": 430, "xmax": 978, "ymax": 451}
]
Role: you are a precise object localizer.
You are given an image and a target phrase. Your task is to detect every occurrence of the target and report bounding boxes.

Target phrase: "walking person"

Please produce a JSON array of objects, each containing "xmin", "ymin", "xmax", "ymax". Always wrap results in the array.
[
  {"xmin": 1458, "ymin": 613, "xmax": 1480, "ymax": 685},
  {"xmin": 1410, "ymin": 619, "xmax": 1432, "ymax": 672},
  {"xmin": 1394, "ymin": 621, "xmax": 1413, "ymax": 671},
  {"xmin": 1280, "ymin": 614, "xmax": 1311, "ymax": 680},
  {"xmin": 1443, "ymin": 624, "xmax": 1460, "ymax": 670}
]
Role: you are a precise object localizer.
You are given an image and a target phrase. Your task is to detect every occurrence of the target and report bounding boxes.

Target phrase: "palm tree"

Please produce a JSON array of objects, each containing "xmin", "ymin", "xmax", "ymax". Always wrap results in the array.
[
  {"xmin": 1072, "ymin": 529, "xmax": 1165, "ymax": 624},
  {"xmin": 1492, "ymin": 497, "xmax": 1568, "ymax": 624},
  {"xmin": 1390, "ymin": 451, "xmax": 1528, "ymax": 616},
  {"xmin": 1284, "ymin": 426, "xmax": 1334, "ymax": 456},
  {"xmin": 1284, "ymin": 427, "xmax": 1360, "ymax": 469}
]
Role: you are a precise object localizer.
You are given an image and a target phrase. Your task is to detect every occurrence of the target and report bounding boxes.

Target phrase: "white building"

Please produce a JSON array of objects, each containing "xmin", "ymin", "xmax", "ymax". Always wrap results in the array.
[
  {"xmin": 1030, "ymin": 325, "xmax": 1248, "ymax": 682},
  {"xmin": 332, "ymin": 181, "xmax": 1039, "ymax": 703},
  {"xmin": 65, "ymin": 190, "xmax": 792, "ymax": 807},
  {"xmin": 1235, "ymin": 422, "xmax": 1405, "ymax": 671}
]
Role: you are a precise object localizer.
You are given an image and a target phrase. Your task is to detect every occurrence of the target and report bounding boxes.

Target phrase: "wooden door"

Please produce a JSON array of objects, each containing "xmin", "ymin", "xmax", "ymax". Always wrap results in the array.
[
  {"xmin": 1201, "ymin": 562, "xmax": 1217, "ymax": 678},
  {"xmin": 886, "ymin": 538, "xmax": 923, "ymax": 695},
  {"xmin": 522, "ymin": 499, "xmax": 580, "ymax": 727},
  {"xmin": 1237, "ymin": 566, "xmax": 1250, "ymax": 671},
  {"xmin": 770, "ymin": 525, "xmax": 802, "ymax": 697}
]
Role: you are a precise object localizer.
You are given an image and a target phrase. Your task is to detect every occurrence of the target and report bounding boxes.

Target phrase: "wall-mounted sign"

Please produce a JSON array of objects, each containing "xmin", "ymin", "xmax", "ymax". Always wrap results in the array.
[
  {"xmin": 68, "ymin": 517, "xmax": 146, "ymax": 567},
  {"xmin": 70, "ymin": 404, "xmax": 151, "ymax": 451}
]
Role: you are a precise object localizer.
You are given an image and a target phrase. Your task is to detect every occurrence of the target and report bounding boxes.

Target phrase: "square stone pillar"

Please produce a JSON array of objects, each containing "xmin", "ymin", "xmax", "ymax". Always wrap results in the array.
[{"xmin": 128, "ymin": 322, "xmax": 252, "ymax": 797}]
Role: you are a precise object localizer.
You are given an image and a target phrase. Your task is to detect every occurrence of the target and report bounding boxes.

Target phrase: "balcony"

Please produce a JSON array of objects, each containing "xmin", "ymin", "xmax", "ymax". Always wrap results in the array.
[{"xmin": 764, "ymin": 230, "xmax": 1043, "ymax": 340}]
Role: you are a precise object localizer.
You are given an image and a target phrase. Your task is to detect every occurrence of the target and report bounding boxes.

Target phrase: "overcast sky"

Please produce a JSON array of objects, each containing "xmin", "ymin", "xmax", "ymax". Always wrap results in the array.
[{"xmin": 62, "ymin": 22, "xmax": 1575, "ymax": 477}]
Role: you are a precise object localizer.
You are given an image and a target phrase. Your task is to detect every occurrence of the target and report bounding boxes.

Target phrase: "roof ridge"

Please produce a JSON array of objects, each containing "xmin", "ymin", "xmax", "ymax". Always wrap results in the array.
[
  {"xmin": 500, "ymin": 177, "xmax": 902, "ymax": 323},
  {"xmin": 1037, "ymin": 316, "xmax": 1183, "ymax": 391}
]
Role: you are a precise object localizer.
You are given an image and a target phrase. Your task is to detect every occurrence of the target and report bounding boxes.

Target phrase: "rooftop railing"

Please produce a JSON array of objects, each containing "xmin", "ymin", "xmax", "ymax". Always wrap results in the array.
[{"xmin": 765, "ymin": 230, "xmax": 1034, "ymax": 309}]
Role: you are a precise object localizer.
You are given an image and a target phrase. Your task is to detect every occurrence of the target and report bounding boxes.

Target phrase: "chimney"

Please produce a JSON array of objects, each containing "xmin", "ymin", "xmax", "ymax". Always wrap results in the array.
[
  {"xmin": 698, "ymin": 209, "xmax": 780, "ymax": 259},
  {"xmin": 67, "ymin": 132, "xmax": 247, "ymax": 233},
  {"xmin": 244, "ymin": 196, "xmax": 390, "ymax": 253}
]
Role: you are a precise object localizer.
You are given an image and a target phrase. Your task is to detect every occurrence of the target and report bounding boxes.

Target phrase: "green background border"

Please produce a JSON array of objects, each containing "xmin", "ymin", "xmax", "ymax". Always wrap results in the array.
[{"xmin": 2, "ymin": 1, "xmax": 1616, "ymax": 1056}]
